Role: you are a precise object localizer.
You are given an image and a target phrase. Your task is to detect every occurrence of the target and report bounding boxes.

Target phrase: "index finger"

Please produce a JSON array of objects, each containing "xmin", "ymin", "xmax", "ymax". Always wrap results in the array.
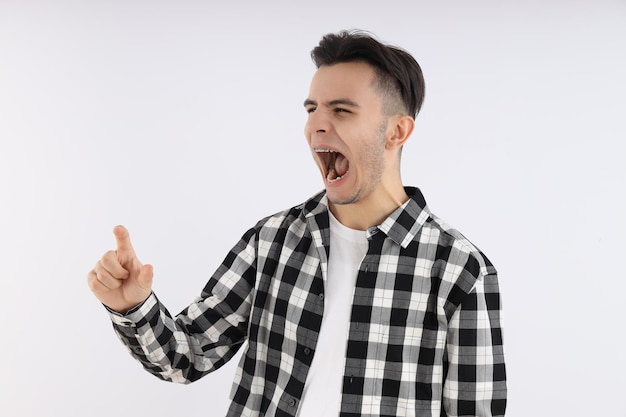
[{"xmin": 113, "ymin": 225, "xmax": 135, "ymax": 254}]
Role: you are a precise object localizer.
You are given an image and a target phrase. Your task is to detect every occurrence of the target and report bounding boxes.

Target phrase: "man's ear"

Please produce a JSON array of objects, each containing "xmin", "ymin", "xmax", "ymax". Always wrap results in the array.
[{"xmin": 385, "ymin": 115, "xmax": 415, "ymax": 150}]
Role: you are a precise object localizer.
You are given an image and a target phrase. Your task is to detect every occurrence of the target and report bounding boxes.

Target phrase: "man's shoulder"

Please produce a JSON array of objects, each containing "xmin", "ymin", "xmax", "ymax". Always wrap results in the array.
[
  {"xmin": 252, "ymin": 190, "xmax": 327, "ymax": 234},
  {"xmin": 401, "ymin": 187, "xmax": 491, "ymax": 268},
  {"xmin": 424, "ymin": 212, "xmax": 496, "ymax": 277}
]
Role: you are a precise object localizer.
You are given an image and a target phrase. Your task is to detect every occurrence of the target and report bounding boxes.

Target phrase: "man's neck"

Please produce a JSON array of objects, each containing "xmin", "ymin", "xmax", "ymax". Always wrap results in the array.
[{"xmin": 329, "ymin": 186, "xmax": 409, "ymax": 231}]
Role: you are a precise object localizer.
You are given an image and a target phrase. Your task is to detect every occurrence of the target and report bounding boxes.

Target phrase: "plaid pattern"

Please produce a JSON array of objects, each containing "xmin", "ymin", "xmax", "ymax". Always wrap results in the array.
[{"xmin": 110, "ymin": 187, "xmax": 506, "ymax": 416}]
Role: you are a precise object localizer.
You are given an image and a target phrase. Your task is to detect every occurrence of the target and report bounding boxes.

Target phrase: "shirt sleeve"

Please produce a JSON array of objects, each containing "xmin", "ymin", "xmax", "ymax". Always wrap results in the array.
[
  {"xmin": 107, "ymin": 227, "xmax": 258, "ymax": 384},
  {"xmin": 442, "ymin": 268, "xmax": 507, "ymax": 416}
]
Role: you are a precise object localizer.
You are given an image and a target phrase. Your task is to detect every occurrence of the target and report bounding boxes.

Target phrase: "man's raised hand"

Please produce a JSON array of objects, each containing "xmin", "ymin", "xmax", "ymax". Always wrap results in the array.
[{"xmin": 87, "ymin": 225, "xmax": 153, "ymax": 313}]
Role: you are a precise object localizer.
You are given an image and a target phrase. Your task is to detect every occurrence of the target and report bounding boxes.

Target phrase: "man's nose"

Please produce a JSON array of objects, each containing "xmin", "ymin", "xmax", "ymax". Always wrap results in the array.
[{"xmin": 305, "ymin": 110, "xmax": 331, "ymax": 135}]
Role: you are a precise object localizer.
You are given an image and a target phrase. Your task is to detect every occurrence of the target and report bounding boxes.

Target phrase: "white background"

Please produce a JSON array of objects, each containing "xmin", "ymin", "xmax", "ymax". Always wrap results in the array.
[{"xmin": 1, "ymin": 1, "xmax": 625, "ymax": 416}]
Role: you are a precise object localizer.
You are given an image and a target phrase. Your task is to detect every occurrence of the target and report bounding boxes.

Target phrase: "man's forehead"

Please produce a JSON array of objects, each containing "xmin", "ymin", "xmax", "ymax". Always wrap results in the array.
[{"xmin": 307, "ymin": 62, "xmax": 378, "ymax": 103}]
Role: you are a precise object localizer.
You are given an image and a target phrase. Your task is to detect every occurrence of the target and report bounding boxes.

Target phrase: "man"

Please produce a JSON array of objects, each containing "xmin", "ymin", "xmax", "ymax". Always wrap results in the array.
[{"xmin": 88, "ymin": 30, "xmax": 507, "ymax": 417}]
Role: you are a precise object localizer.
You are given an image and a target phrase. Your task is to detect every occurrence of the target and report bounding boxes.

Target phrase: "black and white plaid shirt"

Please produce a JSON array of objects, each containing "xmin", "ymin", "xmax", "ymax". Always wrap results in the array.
[{"xmin": 110, "ymin": 187, "xmax": 507, "ymax": 416}]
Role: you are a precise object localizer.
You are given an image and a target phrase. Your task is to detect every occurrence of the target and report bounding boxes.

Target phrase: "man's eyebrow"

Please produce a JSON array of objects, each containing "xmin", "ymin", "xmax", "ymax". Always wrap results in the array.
[
  {"xmin": 303, "ymin": 98, "xmax": 361, "ymax": 108},
  {"xmin": 328, "ymin": 99, "xmax": 360, "ymax": 108}
]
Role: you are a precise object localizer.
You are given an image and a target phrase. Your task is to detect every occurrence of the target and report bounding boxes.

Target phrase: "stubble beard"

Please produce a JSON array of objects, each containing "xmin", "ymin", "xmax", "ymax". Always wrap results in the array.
[{"xmin": 329, "ymin": 123, "xmax": 387, "ymax": 206}]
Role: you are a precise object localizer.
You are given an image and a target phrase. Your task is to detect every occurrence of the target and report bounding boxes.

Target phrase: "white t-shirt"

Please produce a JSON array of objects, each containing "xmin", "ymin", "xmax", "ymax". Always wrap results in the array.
[{"xmin": 297, "ymin": 211, "xmax": 369, "ymax": 417}]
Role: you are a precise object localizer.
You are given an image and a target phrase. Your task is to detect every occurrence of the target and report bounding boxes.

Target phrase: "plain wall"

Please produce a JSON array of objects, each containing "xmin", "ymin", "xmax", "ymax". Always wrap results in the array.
[{"xmin": 1, "ymin": 1, "xmax": 625, "ymax": 416}]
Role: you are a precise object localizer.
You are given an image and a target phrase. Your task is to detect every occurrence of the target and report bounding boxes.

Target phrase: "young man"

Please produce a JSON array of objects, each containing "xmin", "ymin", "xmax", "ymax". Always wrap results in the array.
[{"xmin": 88, "ymin": 31, "xmax": 507, "ymax": 417}]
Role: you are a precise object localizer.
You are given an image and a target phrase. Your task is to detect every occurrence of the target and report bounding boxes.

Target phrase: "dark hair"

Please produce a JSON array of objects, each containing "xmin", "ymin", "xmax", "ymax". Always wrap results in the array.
[{"xmin": 311, "ymin": 30, "xmax": 425, "ymax": 119}]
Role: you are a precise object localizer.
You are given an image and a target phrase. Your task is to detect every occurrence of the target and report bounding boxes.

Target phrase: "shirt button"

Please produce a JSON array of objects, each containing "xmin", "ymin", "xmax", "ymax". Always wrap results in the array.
[
  {"xmin": 319, "ymin": 293, "xmax": 324, "ymax": 300},
  {"xmin": 289, "ymin": 398, "xmax": 296, "ymax": 407},
  {"xmin": 304, "ymin": 347, "xmax": 311, "ymax": 355}
]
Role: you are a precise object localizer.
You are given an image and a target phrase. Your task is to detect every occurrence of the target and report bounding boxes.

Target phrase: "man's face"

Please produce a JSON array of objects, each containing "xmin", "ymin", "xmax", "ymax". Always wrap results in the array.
[{"xmin": 304, "ymin": 61, "xmax": 390, "ymax": 206}]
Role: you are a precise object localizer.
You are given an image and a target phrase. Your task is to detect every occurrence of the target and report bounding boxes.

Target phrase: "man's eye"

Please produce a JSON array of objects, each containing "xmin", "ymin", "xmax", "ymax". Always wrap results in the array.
[
  {"xmin": 334, "ymin": 108, "xmax": 351, "ymax": 114},
  {"xmin": 306, "ymin": 107, "xmax": 316, "ymax": 114}
]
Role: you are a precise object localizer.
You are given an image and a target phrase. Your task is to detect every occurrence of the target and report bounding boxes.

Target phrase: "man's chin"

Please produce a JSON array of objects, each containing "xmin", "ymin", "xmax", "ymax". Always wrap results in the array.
[{"xmin": 326, "ymin": 190, "xmax": 359, "ymax": 206}]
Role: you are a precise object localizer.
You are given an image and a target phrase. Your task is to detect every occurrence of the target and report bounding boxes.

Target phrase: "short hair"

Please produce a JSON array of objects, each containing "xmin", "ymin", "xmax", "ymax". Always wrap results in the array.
[{"xmin": 310, "ymin": 30, "xmax": 425, "ymax": 119}]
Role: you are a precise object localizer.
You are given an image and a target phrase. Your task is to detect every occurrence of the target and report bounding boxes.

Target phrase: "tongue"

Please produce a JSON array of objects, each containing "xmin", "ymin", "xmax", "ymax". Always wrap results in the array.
[{"xmin": 334, "ymin": 153, "xmax": 349, "ymax": 177}]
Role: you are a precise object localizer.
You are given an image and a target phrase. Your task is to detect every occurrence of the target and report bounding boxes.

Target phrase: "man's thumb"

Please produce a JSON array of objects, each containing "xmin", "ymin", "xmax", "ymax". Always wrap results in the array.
[{"xmin": 137, "ymin": 264, "xmax": 154, "ymax": 290}]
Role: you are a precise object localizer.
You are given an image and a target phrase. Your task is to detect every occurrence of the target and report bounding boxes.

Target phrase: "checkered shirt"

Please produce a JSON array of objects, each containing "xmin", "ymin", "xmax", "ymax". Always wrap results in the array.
[{"xmin": 109, "ymin": 187, "xmax": 507, "ymax": 416}]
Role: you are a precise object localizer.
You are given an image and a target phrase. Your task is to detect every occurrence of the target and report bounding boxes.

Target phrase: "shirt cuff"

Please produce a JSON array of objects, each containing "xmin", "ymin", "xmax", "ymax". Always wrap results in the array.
[{"xmin": 106, "ymin": 293, "xmax": 158, "ymax": 327}]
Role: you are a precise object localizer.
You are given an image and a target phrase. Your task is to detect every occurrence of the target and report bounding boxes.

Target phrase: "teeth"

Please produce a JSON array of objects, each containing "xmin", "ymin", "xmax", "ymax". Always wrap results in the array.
[
  {"xmin": 314, "ymin": 148, "xmax": 336, "ymax": 153},
  {"xmin": 327, "ymin": 172, "xmax": 344, "ymax": 183},
  {"xmin": 326, "ymin": 168, "xmax": 348, "ymax": 183}
]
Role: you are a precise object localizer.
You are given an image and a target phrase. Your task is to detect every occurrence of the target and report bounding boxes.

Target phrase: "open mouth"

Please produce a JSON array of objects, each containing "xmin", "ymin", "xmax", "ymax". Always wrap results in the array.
[{"xmin": 314, "ymin": 148, "xmax": 349, "ymax": 183}]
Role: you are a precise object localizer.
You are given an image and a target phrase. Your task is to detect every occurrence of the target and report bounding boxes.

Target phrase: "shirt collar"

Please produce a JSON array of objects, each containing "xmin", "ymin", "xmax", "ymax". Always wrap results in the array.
[
  {"xmin": 374, "ymin": 187, "xmax": 431, "ymax": 248},
  {"xmin": 303, "ymin": 187, "xmax": 431, "ymax": 249}
]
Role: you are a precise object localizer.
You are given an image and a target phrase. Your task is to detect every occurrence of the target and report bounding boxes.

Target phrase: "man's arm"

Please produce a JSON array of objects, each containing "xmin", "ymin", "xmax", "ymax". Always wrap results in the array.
[
  {"xmin": 88, "ymin": 226, "xmax": 258, "ymax": 383},
  {"xmin": 443, "ymin": 270, "xmax": 507, "ymax": 416}
]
